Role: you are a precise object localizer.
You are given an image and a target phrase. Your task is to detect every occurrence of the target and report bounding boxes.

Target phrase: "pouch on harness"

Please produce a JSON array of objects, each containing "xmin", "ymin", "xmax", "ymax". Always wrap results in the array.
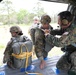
[{"xmin": 11, "ymin": 36, "xmax": 33, "ymax": 69}]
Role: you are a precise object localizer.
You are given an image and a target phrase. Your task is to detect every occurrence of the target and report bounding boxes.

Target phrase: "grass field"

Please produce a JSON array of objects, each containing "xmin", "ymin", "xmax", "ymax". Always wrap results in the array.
[{"xmin": 0, "ymin": 24, "xmax": 64, "ymax": 66}]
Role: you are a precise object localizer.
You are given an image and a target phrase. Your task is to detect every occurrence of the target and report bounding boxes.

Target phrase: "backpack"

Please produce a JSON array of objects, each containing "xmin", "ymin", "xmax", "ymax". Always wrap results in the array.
[{"xmin": 11, "ymin": 35, "xmax": 33, "ymax": 69}]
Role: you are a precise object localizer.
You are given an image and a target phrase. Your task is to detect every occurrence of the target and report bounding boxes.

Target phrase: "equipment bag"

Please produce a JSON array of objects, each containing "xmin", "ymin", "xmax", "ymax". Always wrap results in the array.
[{"xmin": 11, "ymin": 36, "xmax": 33, "ymax": 69}]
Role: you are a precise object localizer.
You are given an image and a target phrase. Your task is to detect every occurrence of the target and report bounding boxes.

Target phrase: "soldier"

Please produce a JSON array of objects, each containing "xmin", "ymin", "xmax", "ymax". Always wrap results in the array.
[
  {"xmin": 34, "ymin": 14, "xmax": 54, "ymax": 69},
  {"xmin": 43, "ymin": 11, "xmax": 76, "ymax": 74},
  {"xmin": 3, "ymin": 26, "xmax": 33, "ymax": 69},
  {"xmin": 28, "ymin": 16, "xmax": 41, "ymax": 45},
  {"xmin": 44, "ymin": 11, "xmax": 74, "ymax": 47}
]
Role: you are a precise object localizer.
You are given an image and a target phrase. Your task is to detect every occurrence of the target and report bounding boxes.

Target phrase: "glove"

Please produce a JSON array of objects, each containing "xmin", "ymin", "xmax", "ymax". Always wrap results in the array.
[{"xmin": 61, "ymin": 47, "xmax": 66, "ymax": 52}]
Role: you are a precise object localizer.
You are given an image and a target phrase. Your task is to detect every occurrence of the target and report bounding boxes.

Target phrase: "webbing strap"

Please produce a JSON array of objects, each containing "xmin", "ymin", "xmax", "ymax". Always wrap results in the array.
[
  {"xmin": 12, "ymin": 52, "xmax": 32, "ymax": 59},
  {"xmin": 25, "ymin": 71, "xmax": 43, "ymax": 75}
]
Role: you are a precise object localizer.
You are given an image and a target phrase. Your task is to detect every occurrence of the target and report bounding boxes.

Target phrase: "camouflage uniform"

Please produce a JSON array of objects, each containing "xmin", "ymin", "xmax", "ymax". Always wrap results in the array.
[
  {"xmin": 34, "ymin": 15, "xmax": 54, "ymax": 60},
  {"xmin": 45, "ymin": 24, "xmax": 75, "ymax": 47},
  {"xmin": 45, "ymin": 11, "xmax": 76, "ymax": 74},
  {"xmin": 35, "ymin": 26, "xmax": 53, "ymax": 60},
  {"xmin": 29, "ymin": 23, "xmax": 41, "ymax": 45},
  {"xmin": 45, "ymin": 24, "xmax": 76, "ymax": 71},
  {"xmin": 50, "ymin": 25, "xmax": 73, "ymax": 71},
  {"xmin": 68, "ymin": 47, "xmax": 76, "ymax": 75},
  {"xmin": 3, "ymin": 26, "xmax": 32, "ymax": 69}
]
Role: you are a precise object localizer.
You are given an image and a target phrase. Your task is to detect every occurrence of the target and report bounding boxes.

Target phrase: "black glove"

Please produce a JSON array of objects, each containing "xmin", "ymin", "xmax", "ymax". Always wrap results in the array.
[{"xmin": 61, "ymin": 44, "xmax": 76, "ymax": 53}]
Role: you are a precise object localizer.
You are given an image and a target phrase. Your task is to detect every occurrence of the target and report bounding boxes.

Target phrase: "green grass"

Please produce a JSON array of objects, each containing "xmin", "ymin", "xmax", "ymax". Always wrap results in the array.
[{"xmin": 0, "ymin": 44, "xmax": 5, "ymax": 50}]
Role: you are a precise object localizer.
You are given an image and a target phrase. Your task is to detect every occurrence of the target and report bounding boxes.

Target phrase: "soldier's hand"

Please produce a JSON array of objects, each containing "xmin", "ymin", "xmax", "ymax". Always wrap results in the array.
[
  {"xmin": 43, "ymin": 29, "xmax": 50, "ymax": 33},
  {"xmin": 40, "ymin": 60, "xmax": 46, "ymax": 69},
  {"xmin": 42, "ymin": 29, "xmax": 50, "ymax": 35}
]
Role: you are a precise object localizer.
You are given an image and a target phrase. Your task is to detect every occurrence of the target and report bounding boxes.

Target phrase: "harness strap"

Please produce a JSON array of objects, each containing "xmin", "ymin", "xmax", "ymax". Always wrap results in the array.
[
  {"xmin": 25, "ymin": 71, "xmax": 43, "ymax": 75},
  {"xmin": 12, "ymin": 52, "xmax": 32, "ymax": 59}
]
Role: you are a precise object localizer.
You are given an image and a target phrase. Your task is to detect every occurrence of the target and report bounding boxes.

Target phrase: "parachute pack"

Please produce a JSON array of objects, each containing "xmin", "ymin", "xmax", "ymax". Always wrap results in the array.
[{"xmin": 11, "ymin": 35, "xmax": 33, "ymax": 69}]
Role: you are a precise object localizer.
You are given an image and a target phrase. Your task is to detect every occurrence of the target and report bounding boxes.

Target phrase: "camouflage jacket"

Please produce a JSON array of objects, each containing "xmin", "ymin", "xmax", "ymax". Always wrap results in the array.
[
  {"xmin": 35, "ymin": 25, "xmax": 53, "ymax": 60},
  {"xmin": 28, "ymin": 23, "xmax": 41, "ymax": 45},
  {"xmin": 45, "ymin": 24, "xmax": 76, "ymax": 47}
]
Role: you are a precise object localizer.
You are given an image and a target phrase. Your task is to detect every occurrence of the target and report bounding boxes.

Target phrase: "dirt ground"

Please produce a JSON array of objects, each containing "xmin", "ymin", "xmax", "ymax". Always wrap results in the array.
[{"xmin": 0, "ymin": 24, "xmax": 63, "ymax": 66}]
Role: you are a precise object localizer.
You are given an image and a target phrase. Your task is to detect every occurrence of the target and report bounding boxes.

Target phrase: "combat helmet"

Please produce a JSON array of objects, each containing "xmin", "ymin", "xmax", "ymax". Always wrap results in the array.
[
  {"xmin": 10, "ymin": 26, "xmax": 22, "ymax": 33},
  {"xmin": 40, "ymin": 14, "xmax": 51, "ymax": 24}
]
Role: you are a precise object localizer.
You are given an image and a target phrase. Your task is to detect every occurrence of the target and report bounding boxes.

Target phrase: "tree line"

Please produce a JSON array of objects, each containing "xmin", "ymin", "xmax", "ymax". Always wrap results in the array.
[{"xmin": 0, "ymin": 0, "xmax": 57, "ymax": 25}]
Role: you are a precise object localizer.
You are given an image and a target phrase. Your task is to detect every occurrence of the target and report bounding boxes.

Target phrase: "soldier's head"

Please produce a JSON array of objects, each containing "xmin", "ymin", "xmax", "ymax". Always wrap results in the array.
[
  {"xmin": 58, "ymin": 11, "xmax": 73, "ymax": 29},
  {"xmin": 10, "ymin": 26, "xmax": 23, "ymax": 37},
  {"xmin": 40, "ymin": 14, "xmax": 51, "ymax": 29},
  {"xmin": 33, "ymin": 16, "xmax": 40, "ymax": 24}
]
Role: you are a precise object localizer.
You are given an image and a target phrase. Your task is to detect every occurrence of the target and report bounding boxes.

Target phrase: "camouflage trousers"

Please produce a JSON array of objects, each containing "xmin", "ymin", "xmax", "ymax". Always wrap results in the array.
[
  {"xmin": 35, "ymin": 49, "xmax": 48, "ymax": 59},
  {"xmin": 56, "ymin": 54, "xmax": 71, "ymax": 71},
  {"xmin": 69, "ymin": 51, "xmax": 76, "ymax": 75}
]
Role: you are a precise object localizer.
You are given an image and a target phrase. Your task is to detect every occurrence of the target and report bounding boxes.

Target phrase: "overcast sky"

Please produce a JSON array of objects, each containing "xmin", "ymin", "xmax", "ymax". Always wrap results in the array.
[
  {"xmin": 5, "ymin": 0, "xmax": 68, "ymax": 15},
  {"xmin": 11, "ymin": 0, "xmax": 68, "ymax": 13}
]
